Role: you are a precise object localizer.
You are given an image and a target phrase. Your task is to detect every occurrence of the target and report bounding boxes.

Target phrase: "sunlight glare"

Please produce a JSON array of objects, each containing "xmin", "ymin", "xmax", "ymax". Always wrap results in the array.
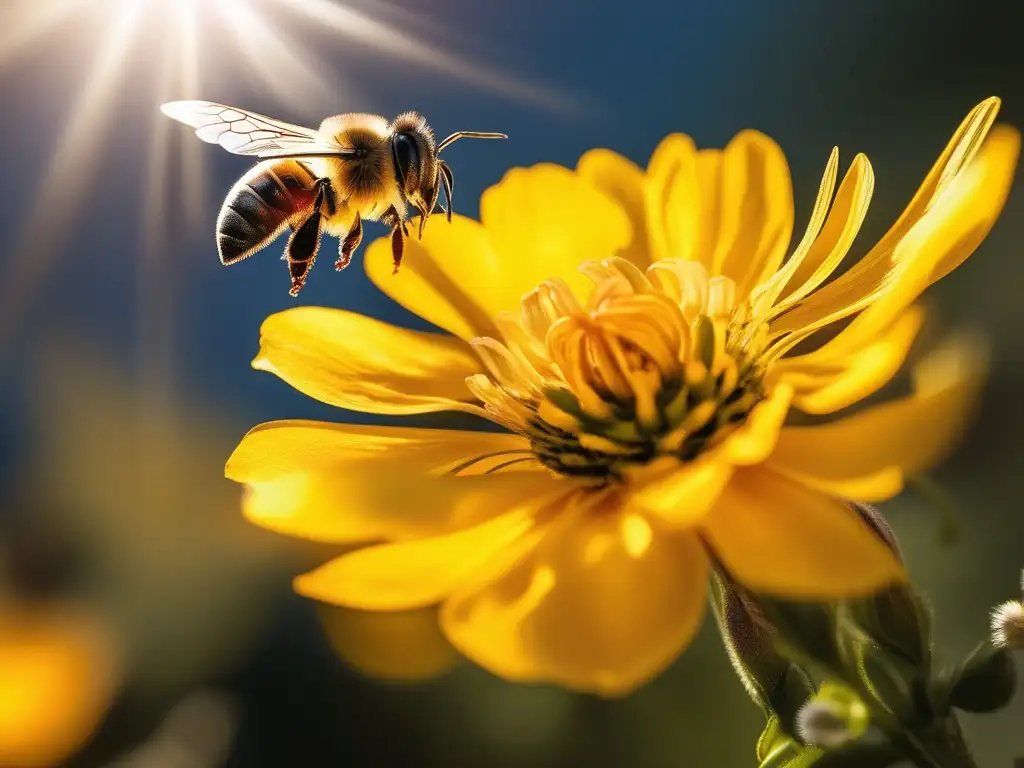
[{"xmin": 0, "ymin": 0, "xmax": 567, "ymax": 374}]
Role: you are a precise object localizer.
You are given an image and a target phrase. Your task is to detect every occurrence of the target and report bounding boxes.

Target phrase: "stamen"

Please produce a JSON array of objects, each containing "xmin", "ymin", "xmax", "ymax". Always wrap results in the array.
[
  {"xmin": 483, "ymin": 457, "xmax": 543, "ymax": 474},
  {"xmin": 444, "ymin": 449, "xmax": 536, "ymax": 476},
  {"xmin": 466, "ymin": 256, "xmax": 767, "ymax": 482}
]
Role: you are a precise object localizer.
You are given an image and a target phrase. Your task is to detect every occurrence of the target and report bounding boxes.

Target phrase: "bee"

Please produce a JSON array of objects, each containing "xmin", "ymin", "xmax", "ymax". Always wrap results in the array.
[{"xmin": 161, "ymin": 100, "xmax": 506, "ymax": 296}]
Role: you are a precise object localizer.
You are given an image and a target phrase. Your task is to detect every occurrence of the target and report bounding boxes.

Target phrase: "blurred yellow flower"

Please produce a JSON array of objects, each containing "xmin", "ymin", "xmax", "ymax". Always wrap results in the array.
[
  {"xmin": 228, "ymin": 98, "xmax": 1017, "ymax": 695},
  {"xmin": 0, "ymin": 603, "xmax": 119, "ymax": 767},
  {"xmin": 25, "ymin": 338, "xmax": 447, "ymax": 688}
]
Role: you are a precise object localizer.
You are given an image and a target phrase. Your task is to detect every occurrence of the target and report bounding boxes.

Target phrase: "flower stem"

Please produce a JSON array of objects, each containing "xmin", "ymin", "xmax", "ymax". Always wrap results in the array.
[{"xmin": 895, "ymin": 716, "xmax": 979, "ymax": 768}]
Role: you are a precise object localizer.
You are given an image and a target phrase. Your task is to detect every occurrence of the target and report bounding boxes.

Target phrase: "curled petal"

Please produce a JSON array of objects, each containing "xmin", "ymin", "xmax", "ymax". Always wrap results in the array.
[
  {"xmin": 252, "ymin": 307, "xmax": 481, "ymax": 414},
  {"xmin": 227, "ymin": 421, "xmax": 544, "ymax": 542},
  {"xmin": 779, "ymin": 307, "xmax": 925, "ymax": 415},
  {"xmin": 294, "ymin": 507, "xmax": 542, "ymax": 611},
  {"xmin": 703, "ymin": 467, "xmax": 905, "ymax": 598},
  {"xmin": 769, "ymin": 338, "xmax": 988, "ymax": 488},
  {"xmin": 317, "ymin": 605, "xmax": 459, "ymax": 682},
  {"xmin": 364, "ymin": 215, "xmax": 504, "ymax": 342},
  {"xmin": 442, "ymin": 496, "xmax": 709, "ymax": 696},
  {"xmin": 718, "ymin": 384, "xmax": 793, "ymax": 464},
  {"xmin": 576, "ymin": 148, "xmax": 650, "ymax": 268},
  {"xmin": 480, "ymin": 163, "xmax": 632, "ymax": 306}
]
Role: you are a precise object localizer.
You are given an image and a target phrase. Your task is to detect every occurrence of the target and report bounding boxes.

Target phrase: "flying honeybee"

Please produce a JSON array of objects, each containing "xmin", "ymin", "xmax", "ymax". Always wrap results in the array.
[{"xmin": 160, "ymin": 100, "xmax": 506, "ymax": 296}]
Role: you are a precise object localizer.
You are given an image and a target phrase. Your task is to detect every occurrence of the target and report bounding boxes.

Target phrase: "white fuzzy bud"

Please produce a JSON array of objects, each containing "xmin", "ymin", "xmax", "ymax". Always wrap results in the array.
[
  {"xmin": 795, "ymin": 700, "xmax": 854, "ymax": 748},
  {"xmin": 990, "ymin": 600, "xmax": 1024, "ymax": 650}
]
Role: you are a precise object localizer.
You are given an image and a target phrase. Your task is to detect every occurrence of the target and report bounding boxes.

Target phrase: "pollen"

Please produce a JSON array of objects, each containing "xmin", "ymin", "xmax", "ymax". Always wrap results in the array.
[{"xmin": 467, "ymin": 257, "xmax": 768, "ymax": 481}]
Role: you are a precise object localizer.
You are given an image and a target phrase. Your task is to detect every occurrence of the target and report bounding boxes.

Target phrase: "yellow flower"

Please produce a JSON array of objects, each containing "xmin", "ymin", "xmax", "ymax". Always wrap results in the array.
[
  {"xmin": 227, "ymin": 98, "xmax": 1018, "ymax": 696},
  {"xmin": 0, "ymin": 603, "xmax": 120, "ymax": 767}
]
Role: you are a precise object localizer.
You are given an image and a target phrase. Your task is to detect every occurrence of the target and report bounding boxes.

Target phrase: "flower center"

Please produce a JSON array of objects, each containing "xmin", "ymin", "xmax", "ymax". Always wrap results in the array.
[{"xmin": 468, "ymin": 257, "xmax": 769, "ymax": 481}]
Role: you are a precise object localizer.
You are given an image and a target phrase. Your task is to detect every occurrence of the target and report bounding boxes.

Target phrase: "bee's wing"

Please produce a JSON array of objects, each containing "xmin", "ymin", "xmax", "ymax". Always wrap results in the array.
[{"xmin": 160, "ymin": 100, "xmax": 355, "ymax": 159}]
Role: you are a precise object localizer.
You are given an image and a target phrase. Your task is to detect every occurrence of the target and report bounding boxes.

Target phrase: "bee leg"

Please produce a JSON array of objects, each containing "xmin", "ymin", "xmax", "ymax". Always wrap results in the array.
[
  {"xmin": 378, "ymin": 205, "xmax": 406, "ymax": 275},
  {"xmin": 315, "ymin": 177, "xmax": 337, "ymax": 217},
  {"xmin": 336, "ymin": 214, "xmax": 362, "ymax": 272},
  {"xmin": 285, "ymin": 210, "xmax": 323, "ymax": 297},
  {"xmin": 390, "ymin": 225, "xmax": 405, "ymax": 275}
]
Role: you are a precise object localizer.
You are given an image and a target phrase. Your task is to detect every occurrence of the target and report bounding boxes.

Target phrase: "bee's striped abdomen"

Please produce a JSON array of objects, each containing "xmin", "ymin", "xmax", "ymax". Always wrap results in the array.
[{"xmin": 216, "ymin": 160, "xmax": 318, "ymax": 265}]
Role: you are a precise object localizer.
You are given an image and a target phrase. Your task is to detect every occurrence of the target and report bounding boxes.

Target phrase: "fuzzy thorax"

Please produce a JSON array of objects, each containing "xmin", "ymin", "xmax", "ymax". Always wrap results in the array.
[{"xmin": 468, "ymin": 257, "xmax": 770, "ymax": 481}]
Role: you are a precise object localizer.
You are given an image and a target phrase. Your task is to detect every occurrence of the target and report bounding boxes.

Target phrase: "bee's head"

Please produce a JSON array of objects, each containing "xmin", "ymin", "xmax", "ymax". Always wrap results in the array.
[
  {"xmin": 390, "ymin": 112, "xmax": 506, "ymax": 236},
  {"xmin": 390, "ymin": 112, "xmax": 439, "ymax": 232}
]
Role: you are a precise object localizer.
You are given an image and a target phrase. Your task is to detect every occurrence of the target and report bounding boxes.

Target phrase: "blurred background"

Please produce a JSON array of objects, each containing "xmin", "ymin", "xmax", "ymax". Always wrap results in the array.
[{"xmin": 0, "ymin": 1, "xmax": 1022, "ymax": 765}]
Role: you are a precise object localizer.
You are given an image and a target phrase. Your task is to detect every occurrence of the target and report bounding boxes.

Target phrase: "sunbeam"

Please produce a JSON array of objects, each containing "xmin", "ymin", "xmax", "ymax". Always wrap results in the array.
[
  {"xmin": 0, "ymin": 0, "xmax": 566, "ymax": 376},
  {"xmin": 0, "ymin": 1, "xmax": 143, "ymax": 355}
]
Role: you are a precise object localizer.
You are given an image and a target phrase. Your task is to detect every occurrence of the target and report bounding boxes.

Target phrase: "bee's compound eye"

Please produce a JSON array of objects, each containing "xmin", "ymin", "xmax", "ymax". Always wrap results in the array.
[{"xmin": 392, "ymin": 133, "xmax": 420, "ymax": 187}]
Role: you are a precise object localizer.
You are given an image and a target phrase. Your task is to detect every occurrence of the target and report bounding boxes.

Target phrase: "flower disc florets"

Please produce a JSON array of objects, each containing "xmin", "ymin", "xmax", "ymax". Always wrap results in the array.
[{"xmin": 467, "ymin": 257, "xmax": 769, "ymax": 481}]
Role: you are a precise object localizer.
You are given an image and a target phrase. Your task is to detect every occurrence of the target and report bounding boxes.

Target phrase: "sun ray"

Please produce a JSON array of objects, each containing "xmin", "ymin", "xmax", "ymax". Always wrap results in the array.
[
  {"xmin": 138, "ymin": 36, "xmax": 177, "ymax": 408},
  {"xmin": 271, "ymin": 0, "xmax": 577, "ymax": 114},
  {"xmin": 0, "ymin": 0, "xmax": 570, "ymax": 363},
  {"xmin": 217, "ymin": 0, "xmax": 342, "ymax": 114},
  {"xmin": 0, "ymin": 1, "xmax": 144, "ymax": 357},
  {"xmin": 0, "ymin": 0, "xmax": 82, "ymax": 68},
  {"xmin": 178, "ymin": 1, "xmax": 207, "ymax": 229}
]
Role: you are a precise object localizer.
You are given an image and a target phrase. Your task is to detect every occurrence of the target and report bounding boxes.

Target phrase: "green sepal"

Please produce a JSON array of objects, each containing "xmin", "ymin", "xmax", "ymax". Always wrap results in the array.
[
  {"xmin": 845, "ymin": 585, "xmax": 932, "ymax": 671},
  {"xmin": 756, "ymin": 717, "xmax": 822, "ymax": 768},
  {"xmin": 810, "ymin": 741, "xmax": 905, "ymax": 767},
  {"xmin": 753, "ymin": 597, "xmax": 844, "ymax": 676},
  {"xmin": 710, "ymin": 572, "xmax": 814, "ymax": 735}
]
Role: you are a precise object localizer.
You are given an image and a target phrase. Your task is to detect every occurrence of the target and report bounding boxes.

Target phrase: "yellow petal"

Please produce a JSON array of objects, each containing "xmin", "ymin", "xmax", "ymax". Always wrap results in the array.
[
  {"xmin": 766, "ymin": 464, "xmax": 905, "ymax": 503},
  {"xmin": 480, "ymin": 163, "xmax": 633, "ymax": 303},
  {"xmin": 317, "ymin": 605, "xmax": 459, "ymax": 682},
  {"xmin": 702, "ymin": 467, "xmax": 904, "ymax": 598},
  {"xmin": 576, "ymin": 148, "xmax": 650, "ymax": 268},
  {"xmin": 252, "ymin": 307, "xmax": 482, "ymax": 415},
  {"xmin": 781, "ymin": 306, "xmax": 925, "ymax": 415},
  {"xmin": 710, "ymin": 131, "xmax": 795, "ymax": 297},
  {"xmin": 770, "ymin": 153, "xmax": 874, "ymax": 317},
  {"xmin": 365, "ymin": 215, "xmax": 504, "ymax": 342},
  {"xmin": 626, "ymin": 457, "xmax": 733, "ymax": 527},
  {"xmin": 645, "ymin": 133, "xmax": 699, "ymax": 264},
  {"xmin": 227, "ymin": 420, "xmax": 548, "ymax": 542},
  {"xmin": 812, "ymin": 124, "xmax": 1019, "ymax": 355},
  {"xmin": 746, "ymin": 147, "xmax": 839, "ymax": 323},
  {"xmin": 769, "ymin": 98, "xmax": 1005, "ymax": 341},
  {"xmin": 442, "ymin": 500, "xmax": 709, "ymax": 696},
  {"xmin": 718, "ymin": 383, "xmax": 793, "ymax": 464},
  {"xmin": 294, "ymin": 506, "xmax": 544, "ymax": 610},
  {"xmin": 769, "ymin": 338, "xmax": 987, "ymax": 484},
  {"xmin": 0, "ymin": 607, "xmax": 120, "ymax": 768}
]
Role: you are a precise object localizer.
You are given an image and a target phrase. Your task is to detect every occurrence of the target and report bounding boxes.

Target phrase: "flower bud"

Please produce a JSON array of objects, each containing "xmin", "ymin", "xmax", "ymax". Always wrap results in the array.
[
  {"xmin": 710, "ymin": 569, "xmax": 813, "ymax": 733},
  {"xmin": 990, "ymin": 599, "xmax": 1024, "ymax": 651},
  {"xmin": 845, "ymin": 504, "xmax": 931, "ymax": 670},
  {"xmin": 794, "ymin": 683, "xmax": 869, "ymax": 749},
  {"xmin": 949, "ymin": 642, "xmax": 1017, "ymax": 713}
]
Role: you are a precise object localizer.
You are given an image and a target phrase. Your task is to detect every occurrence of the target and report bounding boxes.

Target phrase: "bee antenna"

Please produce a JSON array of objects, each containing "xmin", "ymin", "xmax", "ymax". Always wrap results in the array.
[{"xmin": 437, "ymin": 131, "xmax": 508, "ymax": 153}]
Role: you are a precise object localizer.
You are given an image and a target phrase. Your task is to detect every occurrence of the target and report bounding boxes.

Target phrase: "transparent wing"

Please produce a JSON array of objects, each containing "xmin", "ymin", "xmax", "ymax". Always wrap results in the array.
[{"xmin": 160, "ymin": 100, "xmax": 354, "ymax": 159}]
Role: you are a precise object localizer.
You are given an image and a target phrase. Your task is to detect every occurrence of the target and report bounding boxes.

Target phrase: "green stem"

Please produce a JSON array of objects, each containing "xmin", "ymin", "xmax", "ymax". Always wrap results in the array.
[{"xmin": 890, "ymin": 716, "xmax": 978, "ymax": 768}]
